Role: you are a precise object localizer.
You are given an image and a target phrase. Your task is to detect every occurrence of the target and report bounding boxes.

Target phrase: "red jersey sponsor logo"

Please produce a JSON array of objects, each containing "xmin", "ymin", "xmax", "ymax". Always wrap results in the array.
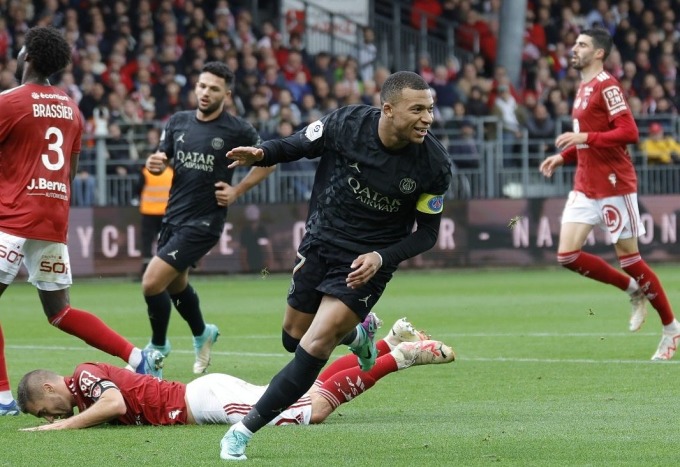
[{"xmin": 603, "ymin": 86, "xmax": 627, "ymax": 115}]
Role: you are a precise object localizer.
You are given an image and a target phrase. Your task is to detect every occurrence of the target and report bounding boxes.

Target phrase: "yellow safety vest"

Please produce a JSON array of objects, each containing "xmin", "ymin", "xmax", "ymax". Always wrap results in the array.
[{"xmin": 140, "ymin": 167, "xmax": 173, "ymax": 215}]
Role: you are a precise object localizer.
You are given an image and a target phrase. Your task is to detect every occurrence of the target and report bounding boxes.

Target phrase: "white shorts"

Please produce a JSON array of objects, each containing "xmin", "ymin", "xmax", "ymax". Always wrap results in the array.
[
  {"xmin": 0, "ymin": 230, "xmax": 71, "ymax": 291},
  {"xmin": 561, "ymin": 191, "xmax": 645, "ymax": 243},
  {"xmin": 186, "ymin": 373, "xmax": 312, "ymax": 426}
]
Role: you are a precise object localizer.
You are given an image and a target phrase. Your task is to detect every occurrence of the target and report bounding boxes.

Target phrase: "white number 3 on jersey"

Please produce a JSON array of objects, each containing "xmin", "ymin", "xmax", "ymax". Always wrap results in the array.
[{"xmin": 42, "ymin": 126, "xmax": 65, "ymax": 170}]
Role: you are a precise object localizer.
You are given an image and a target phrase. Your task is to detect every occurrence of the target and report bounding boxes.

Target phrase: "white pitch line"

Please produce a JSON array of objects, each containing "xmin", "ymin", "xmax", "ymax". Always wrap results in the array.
[
  {"xmin": 463, "ymin": 356, "xmax": 680, "ymax": 365},
  {"xmin": 6, "ymin": 344, "xmax": 288, "ymax": 358},
  {"xmin": 6, "ymin": 344, "xmax": 677, "ymax": 364}
]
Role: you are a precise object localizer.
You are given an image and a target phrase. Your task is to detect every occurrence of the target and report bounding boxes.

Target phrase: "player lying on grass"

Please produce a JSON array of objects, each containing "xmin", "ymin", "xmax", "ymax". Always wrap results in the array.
[{"xmin": 16, "ymin": 316, "xmax": 454, "ymax": 430}]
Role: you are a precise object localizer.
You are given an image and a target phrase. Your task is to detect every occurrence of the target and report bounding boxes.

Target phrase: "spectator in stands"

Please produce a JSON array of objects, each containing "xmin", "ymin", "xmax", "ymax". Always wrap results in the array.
[
  {"xmin": 430, "ymin": 64, "xmax": 460, "ymax": 121},
  {"xmin": 454, "ymin": 62, "xmax": 481, "ymax": 102},
  {"xmin": 309, "ymin": 51, "xmax": 335, "ymax": 86},
  {"xmin": 416, "ymin": 53, "xmax": 435, "ymax": 83},
  {"xmin": 270, "ymin": 88, "xmax": 301, "ymax": 127},
  {"xmin": 410, "ymin": 0, "xmax": 443, "ymax": 31},
  {"xmin": 524, "ymin": 9, "xmax": 547, "ymax": 60},
  {"xmin": 287, "ymin": 70, "xmax": 313, "ymax": 106},
  {"xmin": 639, "ymin": 122, "xmax": 680, "ymax": 165},
  {"xmin": 487, "ymin": 66, "xmax": 521, "ymax": 109},
  {"xmin": 492, "ymin": 84, "xmax": 523, "ymax": 168},
  {"xmin": 360, "ymin": 79, "xmax": 380, "ymax": 107},
  {"xmin": 358, "ymin": 26, "xmax": 377, "ymax": 82},
  {"xmin": 299, "ymin": 93, "xmax": 321, "ymax": 124},
  {"xmin": 456, "ymin": 8, "xmax": 497, "ymax": 66},
  {"xmin": 71, "ymin": 165, "xmax": 97, "ymax": 207},
  {"xmin": 447, "ymin": 120, "xmax": 481, "ymax": 169},
  {"xmin": 524, "ymin": 102, "xmax": 557, "ymax": 157},
  {"xmin": 288, "ymin": 32, "xmax": 311, "ymax": 69},
  {"xmin": 464, "ymin": 85, "xmax": 489, "ymax": 117},
  {"xmin": 627, "ymin": 95, "xmax": 643, "ymax": 117},
  {"xmin": 282, "ymin": 49, "xmax": 310, "ymax": 83},
  {"xmin": 105, "ymin": 122, "xmax": 132, "ymax": 177}
]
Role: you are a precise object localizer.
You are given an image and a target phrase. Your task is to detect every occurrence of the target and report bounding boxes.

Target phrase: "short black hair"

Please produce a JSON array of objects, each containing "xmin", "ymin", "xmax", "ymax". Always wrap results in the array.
[
  {"xmin": 201, "ymin": 61, "xmax": 235, "ymax": 88},
  {"xmin": 582, "ymin": 28, "xmax": 613, "ymax": 60},
  {"xmin": 24, "ymin": 27, "xmax": 71, "ymax": 78},
  {"xmin": 380, "ymin": 71, "xmax": 430, "ymax": 105}
]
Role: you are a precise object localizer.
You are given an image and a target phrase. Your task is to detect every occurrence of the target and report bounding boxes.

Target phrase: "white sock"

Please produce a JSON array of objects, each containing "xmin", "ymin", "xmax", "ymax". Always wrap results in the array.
[
  {"xmin": 626, "ymin": 278, "xmax": 639, "ymax": 295},
  {"xmin": 233, "ymin": 421, "xmax": 253, "ymax": 437},
  {"xmin": 663, "ymin": 320, "xmax": 680, "ymax": 333},
  {"xmin": 128, "ymin": 348, "xmax": 142, "ymax": 369},
  {"xmin": 0, "ymin": 390, "xmax": 14, "ymax": 404}
]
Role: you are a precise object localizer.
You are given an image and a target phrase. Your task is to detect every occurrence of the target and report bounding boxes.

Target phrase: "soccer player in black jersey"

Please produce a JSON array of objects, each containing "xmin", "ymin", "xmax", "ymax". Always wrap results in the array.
[
  {"xmin": 142, "ymin": 62, "xmax": 275, "ymax": 374},
  {"xmin": 220, "ymin": 71, "xmax": 452, "ymax": 460}
]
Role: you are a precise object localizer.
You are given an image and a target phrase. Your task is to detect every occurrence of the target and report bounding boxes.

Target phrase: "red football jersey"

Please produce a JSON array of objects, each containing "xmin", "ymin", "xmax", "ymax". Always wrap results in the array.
[
  {"xmin": 570, "ymin": 71, "xmax": 638, "ymax": 198},
  {"xmin": 66, "ymin": 363, "xmax": 188, "ymax": 426},
  {"xmin": 0, "ymin": 83, "xmax": 83, "ymax": 243}
]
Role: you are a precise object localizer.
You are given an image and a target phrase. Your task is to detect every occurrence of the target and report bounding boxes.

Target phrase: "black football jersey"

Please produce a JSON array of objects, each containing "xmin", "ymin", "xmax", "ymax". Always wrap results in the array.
[
  {"xmin": 158, "ymin": 111, "xmax": 261, "ymax": 234},
  {"xmin": 259, "ymin": 105, "xmax": 452, "ymax": 253}
]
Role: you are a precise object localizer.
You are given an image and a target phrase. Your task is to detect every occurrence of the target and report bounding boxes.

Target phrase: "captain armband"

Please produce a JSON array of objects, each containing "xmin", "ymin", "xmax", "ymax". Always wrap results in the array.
[{"xmin": 416, "ymin": 194, "xmax": 444, "ymax": 214}]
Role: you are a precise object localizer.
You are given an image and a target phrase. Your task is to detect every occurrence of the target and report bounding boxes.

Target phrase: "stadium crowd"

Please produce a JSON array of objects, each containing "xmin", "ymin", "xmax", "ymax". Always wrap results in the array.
[{"xmin": 0, "ymin": 0, "xmax": 678, "ymax": 202}]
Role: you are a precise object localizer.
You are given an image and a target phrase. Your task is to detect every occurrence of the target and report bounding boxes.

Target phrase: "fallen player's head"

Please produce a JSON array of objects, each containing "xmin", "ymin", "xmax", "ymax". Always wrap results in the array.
[{"xmin": 16, "ymin": 369, "xmax": 74, "ymax": 422}]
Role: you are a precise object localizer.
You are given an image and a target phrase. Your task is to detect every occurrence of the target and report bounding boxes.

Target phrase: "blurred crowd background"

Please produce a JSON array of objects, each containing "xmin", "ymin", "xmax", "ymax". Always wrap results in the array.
[{"xmin": 0, "ymin": 0, "xmax": 678, "ymax": 205}]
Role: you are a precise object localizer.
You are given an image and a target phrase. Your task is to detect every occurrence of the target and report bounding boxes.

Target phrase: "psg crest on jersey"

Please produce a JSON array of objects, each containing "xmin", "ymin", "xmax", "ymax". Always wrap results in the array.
[
  {"xmin": 211, "ymin": 138, "xmax": 225, "ymax": 150},
  {"xmin": 399, "ymin": 178, "xmax": 416, "ymax": 194}
]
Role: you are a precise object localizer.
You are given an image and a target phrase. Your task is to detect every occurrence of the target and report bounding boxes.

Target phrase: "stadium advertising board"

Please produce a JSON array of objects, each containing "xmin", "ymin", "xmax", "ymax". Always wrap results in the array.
[{"xmin": 65, "ymin": 196, "xmax": 680, "ymax": 277}]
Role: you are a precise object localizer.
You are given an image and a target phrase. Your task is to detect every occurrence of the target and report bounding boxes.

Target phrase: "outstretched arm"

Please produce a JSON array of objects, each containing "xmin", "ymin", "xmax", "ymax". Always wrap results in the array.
[{"xmin": 21, "ymin": 388, "xmax": 126, "ymax": 431}]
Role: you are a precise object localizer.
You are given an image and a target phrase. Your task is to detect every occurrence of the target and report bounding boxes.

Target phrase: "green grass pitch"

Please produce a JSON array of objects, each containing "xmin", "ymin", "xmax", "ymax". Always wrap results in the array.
[{"xmin": 1, "ymin": 266, "xmax": 679, "ymax": 466}]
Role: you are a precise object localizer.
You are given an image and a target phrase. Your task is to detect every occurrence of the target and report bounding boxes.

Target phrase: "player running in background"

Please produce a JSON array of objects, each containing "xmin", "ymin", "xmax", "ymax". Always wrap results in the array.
[
  {"xmin": 0, "ymin": 27, "xmax": 164, "ymax": 417},
  {"xmin": 18, "ymin": 317, "xmax": 455, "ymax": 430},
  {"xmin": 141, "ymin": 61, "xmax": 275, "ymax": 374},
  {"xmin": 539, "ymin": 28, "xmax": 680, "ymax": 360},
  {"xmin": 222, "ymin": 71, "xmax": 452, "ymax": 460}
]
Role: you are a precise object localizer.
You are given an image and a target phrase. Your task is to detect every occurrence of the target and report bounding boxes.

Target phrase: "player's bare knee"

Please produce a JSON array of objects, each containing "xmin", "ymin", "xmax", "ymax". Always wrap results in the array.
[{"xmin": 141, "ymin": 276, "xmax": 164, "ymax": 296}]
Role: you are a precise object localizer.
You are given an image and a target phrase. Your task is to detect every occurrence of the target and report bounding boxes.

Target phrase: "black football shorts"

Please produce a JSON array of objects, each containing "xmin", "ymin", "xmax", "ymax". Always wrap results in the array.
[
  {"xmin": 286, "ymin": 236, "xmax": 395, "ymax": 320},
  {"xmin": 156, "ymin": 223, "xmax": 221, "ymax": 272}
]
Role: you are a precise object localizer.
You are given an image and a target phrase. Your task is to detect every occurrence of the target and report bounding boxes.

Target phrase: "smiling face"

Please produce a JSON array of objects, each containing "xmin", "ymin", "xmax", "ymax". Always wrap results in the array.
[
  {"xmin": 381, "ymin": 87, "xmax": 434, "ymax": 149},
  {"xmin": 194, "ymin": 71, "xmax": 230, "ymax": 119}
]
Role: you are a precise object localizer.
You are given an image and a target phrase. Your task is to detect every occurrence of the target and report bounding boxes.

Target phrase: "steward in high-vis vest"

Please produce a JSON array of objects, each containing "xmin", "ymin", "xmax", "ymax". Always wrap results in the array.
[
  {"xmin": 138, "ymin": 166, "xmax": 173, "ymax": 275},
  {"xmin": 140, "ymin": 167, "xmax": 173, "ymax": 215}
]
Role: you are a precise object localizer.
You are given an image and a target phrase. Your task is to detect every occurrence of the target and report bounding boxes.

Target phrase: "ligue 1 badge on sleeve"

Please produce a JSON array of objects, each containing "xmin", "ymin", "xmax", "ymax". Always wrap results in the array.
[{"xmin": 305, "ymin": 120, "xmax": 324, "ymax": 141}]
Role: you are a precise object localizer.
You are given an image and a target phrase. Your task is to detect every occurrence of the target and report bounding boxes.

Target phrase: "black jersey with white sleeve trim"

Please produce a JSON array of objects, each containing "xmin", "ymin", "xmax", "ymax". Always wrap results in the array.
[
  {"xmin": 258, "ymin": 105, "xmax": 451, "ymax": 257},
  {"xmin": 158, "ymin": 110, "xmax": 261, "ymax": 234}
]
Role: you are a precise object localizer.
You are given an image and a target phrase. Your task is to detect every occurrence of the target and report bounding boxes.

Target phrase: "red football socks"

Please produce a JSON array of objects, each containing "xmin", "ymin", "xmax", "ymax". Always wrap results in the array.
[
  {"xmin": 0, "ymin": 325, "xmax": 9, "ymax": 392},
  {"xmin": 620, "ymin": 254, "xmax": 675, "ymax": 325},
  {"xmin": 49, "ymin": 306, "xmax": 135, "ymax": 362},
  {"xmin": 558, "ymin": 250, "xmax": 630, "ymax": 290},
  {"xmin": 315, "ymin": 351, "xmax": 398, "ymax": 410}
]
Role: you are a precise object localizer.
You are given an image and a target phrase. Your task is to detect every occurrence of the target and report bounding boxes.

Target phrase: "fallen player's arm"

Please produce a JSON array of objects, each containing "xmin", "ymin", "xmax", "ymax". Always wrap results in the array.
[{"xmin": 22, "ymin": 388, "xmax": 127, "ymax": 431}]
